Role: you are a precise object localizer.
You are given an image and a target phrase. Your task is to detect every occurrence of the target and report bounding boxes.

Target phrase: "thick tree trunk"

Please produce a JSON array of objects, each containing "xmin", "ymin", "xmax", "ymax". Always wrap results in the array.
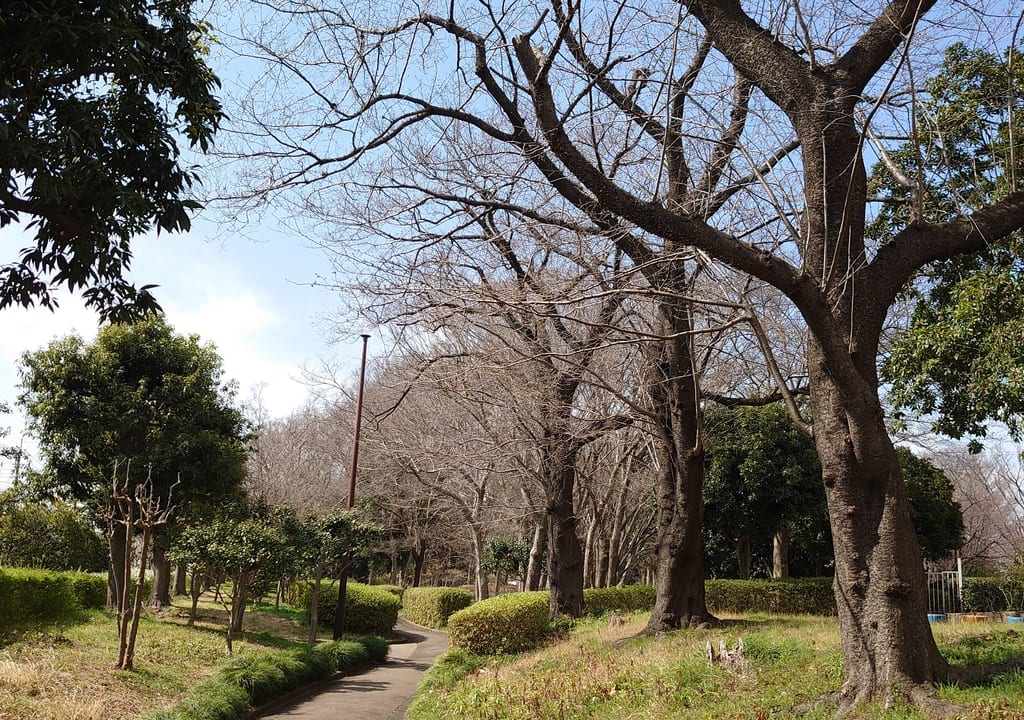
[
  {"xmin": 809, "ymin": 343, "xmax": 948, "ymax": 704},
  {"xmin": 547, "ymin": 450, "xmax": 584, "ymax": 618},
  {"xmin": 735, "ymin": 535, "xmax": 752, "ymax": 580},
  {"xmin": 149, "ymin": 538, "xmax": 172, "ymax": 608},
  {"xmin": 772, "ymin": 530, "xmax": 790, "ymax": 579},
  {"xmin": 174, "ymin": 564, "xmax": 187, "ymax": 596},
  {"xmin": 525, "ymin": 518, "xmax": 546, "ymax": 591},
  {"xmin": 645, "ymin": 298, "xmax": 714, "ymax": 632}
]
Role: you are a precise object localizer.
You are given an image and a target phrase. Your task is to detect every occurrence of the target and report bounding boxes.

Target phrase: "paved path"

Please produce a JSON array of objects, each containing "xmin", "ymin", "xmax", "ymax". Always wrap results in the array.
[{"xmin": 253, "ymin": 620, "xmax": 448, "ymax": 720}]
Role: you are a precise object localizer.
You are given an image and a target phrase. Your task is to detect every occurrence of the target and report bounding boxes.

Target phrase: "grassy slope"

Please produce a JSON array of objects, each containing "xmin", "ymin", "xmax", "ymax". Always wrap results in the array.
[
  {"xmin": 409, "ymin": 613, "xmax": 1024, "ymax": 720},
  {"xmin": 0, "ymin": 595, "xmax": 310, "ymax": 720}
]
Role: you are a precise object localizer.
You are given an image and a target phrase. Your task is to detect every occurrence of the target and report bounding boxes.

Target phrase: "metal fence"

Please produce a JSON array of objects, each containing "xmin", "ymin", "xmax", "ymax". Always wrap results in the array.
[{"xmin": 927, "ymin": 559, "xmax": 963, "ymax": 614}]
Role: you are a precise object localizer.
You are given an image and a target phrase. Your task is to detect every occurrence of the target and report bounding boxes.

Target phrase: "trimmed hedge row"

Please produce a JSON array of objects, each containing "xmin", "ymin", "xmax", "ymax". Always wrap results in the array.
[
  {"xmin": 373, "ymin": 584, "xmax": 404, "ymax": 598},
  {"xmin": 290, "ymin": 581, "xmax": 400, "ymax": 634},
  {"xmin": 142, "ymin": 635, "xmax": 388, "ymax": 720},
  {"xmin": 583, "ymin": 584, "xmax": 656, "ymax": 615},
  {"xmin": 0, "ymin": 568, "xmax": 107, "ymax": 633},
  {"xmin": 705, "ymin": 578, "xmax": 836, "ymax": 615},
  {"xmin": 962, "ymin": 577, "xmax": 1024, "ymax": 612},
  {"xmin": 402, "ymin": 587, "xmax": 473, "ymax": 629},
  {"xmin": 447, "ymin": 591, "xmax": 550, "ymax": 655}
]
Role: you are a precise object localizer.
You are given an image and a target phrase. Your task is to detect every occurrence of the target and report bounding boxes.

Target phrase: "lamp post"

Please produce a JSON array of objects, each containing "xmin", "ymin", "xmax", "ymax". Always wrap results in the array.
[
  {"xmin": 332, "ymin": 331, "xmax": 371, "ymax": 640},
  {"xmin": 347, "ymin": 331, "xmax": 371, "ymax": 509}
]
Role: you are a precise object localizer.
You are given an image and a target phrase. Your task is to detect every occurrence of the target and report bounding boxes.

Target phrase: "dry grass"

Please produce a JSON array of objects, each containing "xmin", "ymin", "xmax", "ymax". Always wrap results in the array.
[
  {"xmin": 0, "ymin": 593, "xmax": 308, "ymax": 720},
  {"xmin": 409, "ymin": 613, "xmax": 1024, "ymax": 720}
]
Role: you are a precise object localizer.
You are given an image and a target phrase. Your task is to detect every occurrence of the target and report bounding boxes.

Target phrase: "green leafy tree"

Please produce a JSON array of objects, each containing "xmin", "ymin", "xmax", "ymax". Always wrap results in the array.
[
  {"xmin": 18, "ymin": 316, "xmax": 249, "ymax": 611},
  {"xmin": 0, "ymin": 487, "xmax": 106, "ymax": 571},
  {"xmin": 875, "ymin": 44, "xmax": 1024, "ymax": 447},
  {"xmin": 483, "ymin": 537, "xmax": 531, "ymax": 594},
  {"xmin": 895, "ymin": 448, "xmax": 965, "ymax": 563},
  {"xmin": 702, "ymin": 404, "xmax": 826, "ymax": 579},
  {"xmin": 0, "ymin": 0, "xmax": 222, "ymax": 320},
  {"xmin": 171, "ymin": 513, "xmax": 288, "ymax": 653}
]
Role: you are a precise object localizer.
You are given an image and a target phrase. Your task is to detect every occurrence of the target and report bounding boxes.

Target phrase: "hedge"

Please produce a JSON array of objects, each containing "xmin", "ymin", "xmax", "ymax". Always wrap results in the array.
[
  {"xmin": 962, "ymin": 577, "xmax": 1024, "ymax": 612},
  {"xmin": 401, "ymin": 587, "xmax": 473, "ymax": 629},
  {"xmin": 142, "ymin": 635, "xmax": 388, "ymax": 720},
  {"xmin": 0, "ymin": 568, "xmax": 107, "ymax": 634},
  {"xmin": 290, "ymin": 580, "xmax": 401, "ymax": 634},
  {"xmin": 705, "ymin": 578, "xmax": 836, "ymax": 615},
  {"xmin": 373, "ymin": 584, "xmax": 404, "ymax": 599},
  {"xmin": 583, "ymin": 584, "xmax": 656, "ymax": 615},
  {"xmin": 447, "ymin": 591, "xmax": 550, "ymax": 655}
]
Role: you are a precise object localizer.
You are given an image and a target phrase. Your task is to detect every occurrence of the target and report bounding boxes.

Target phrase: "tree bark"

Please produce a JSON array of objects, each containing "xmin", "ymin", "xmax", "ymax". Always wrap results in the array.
[
  {"xmin": 772, "ymin": 530, "xmax": 790, "ymax": 579},
  {"xmin": 174, "ymin": 564, "xmax": 187, "ymax": 596},
  {"xmin": 645, "ymin": 296, "xmax": 715, "ymax": 632},
  {"xmin": 149, "ymin": 538, "xmax": 172, "ymax": 608},
  {"xmin": 525, "ymin": 518, "xmax": 546, "ymax": 591},
  {"xmin": 736, "ymin": 535, "xmax": 752, "ymax": 580},
  {"xmin": 108, "ymin": 523, "xmax": 128, "ymax": 612},
  {"xmin": 809, "ymin": 339, "xmax": 948, "ymax": 704},
  {"xmin": 470, "ymin": 528, "xmax": 489, "ymax": 601},
  {"xmin": 546, "ymin": 443, "xmax": 585, "ymax": 618}
]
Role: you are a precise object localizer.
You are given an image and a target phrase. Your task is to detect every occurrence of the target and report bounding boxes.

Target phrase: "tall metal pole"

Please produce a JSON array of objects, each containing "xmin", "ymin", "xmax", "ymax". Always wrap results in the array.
[
  {"xmin": 333, "ymin": 332, "xmax": 371, "ymax": 640},
  {"xmin": 347, "ymin": 332, "xmax": 371, "ymax": 509}
]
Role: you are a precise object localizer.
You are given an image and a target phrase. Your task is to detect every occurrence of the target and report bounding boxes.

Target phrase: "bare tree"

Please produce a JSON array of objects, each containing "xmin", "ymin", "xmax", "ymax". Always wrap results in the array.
[{"xmin": 216, "ymin": 0, "xmax": 1024, "ymax": 708}]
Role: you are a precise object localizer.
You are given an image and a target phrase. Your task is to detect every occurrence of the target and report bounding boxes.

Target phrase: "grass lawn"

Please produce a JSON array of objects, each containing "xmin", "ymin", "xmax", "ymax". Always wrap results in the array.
[
  {"xmin": 0, "ymin": 593, "xmax": 314, "ymax": 720},
  {"xmin": 408, "ymin": 613, "xmax": 1024, "ymax": 720}
]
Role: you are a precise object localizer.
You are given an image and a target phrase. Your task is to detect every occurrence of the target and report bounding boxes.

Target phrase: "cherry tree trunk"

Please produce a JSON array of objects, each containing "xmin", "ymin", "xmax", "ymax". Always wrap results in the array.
[
  {"xmin": 546, "ymin": 445, "xmax": 584, "ymax": 618},
  {"xmin": 645, "ymin": 297, "xmax": 714, "ymax": 632},
  {"xmin": 525, "ymin": 518, "xmax": 546, "ymax": 591},
  {"xmin": 809, "ymin": 340, "xmax": 948, "ymax": 705}
]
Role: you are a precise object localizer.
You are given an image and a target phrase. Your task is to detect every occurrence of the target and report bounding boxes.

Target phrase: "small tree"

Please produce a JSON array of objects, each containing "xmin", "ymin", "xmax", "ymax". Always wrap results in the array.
[{"xmin": 109, "ymin": 464, "xmax": 177, "ymax": 671}]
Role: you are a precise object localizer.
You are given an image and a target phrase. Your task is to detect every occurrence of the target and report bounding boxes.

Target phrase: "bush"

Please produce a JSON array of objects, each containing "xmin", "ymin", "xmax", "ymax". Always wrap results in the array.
[
  {"xmin": 143, "ymin": 635, "xmax": 388, "ymax": 720},
  {"xmin": 68, "ymin": 572, "xmax": 107, "ymax": 609},
  {"xmin": 402, "ymin": 587, "xmax": 473, "ymax": 628},
  {"xmin": 447, "ymin": 591, "xmax": 550, "ymax": 655},
  {"xmin": 373, "ymin": 583, "xmax": 403, "ymax": 598},
  {"xmin": 359, "ymin": 634, "xmax": 390, "ymax": 662},
  {"xmin": 0, "ymin": 567, "xmax": 91, "ymax": 633},
  {"xmin": 961, "ymin": 576, "xmax": 1024, "ymax": 612},
  {"xmin": 583, "ymin": 584, "xmax": 656, "ymax": 616},
  {"xmin": 290, "ymin": 580, "xmax": 401, "ymax": 634},
  {"xmin": 704, "ymin": 578, "xmax": 836, "ymax": 615}
]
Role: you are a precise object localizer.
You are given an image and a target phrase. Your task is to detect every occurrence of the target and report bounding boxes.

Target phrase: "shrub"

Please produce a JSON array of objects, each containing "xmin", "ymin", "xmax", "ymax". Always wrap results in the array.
[
  {"xmin": 68, "ymin": 572, "xmax": 107, "ymax": 609},
  {"xmin": 291, "ymin": 580, "xmax": 401, "ymax": 634},
  {"xmin": 175, "ymin": 678, "xmax": 250, "ymax": 720},
  {"xmin": 373, "ymin": 584, "xmax": 403, "ymax": 598},
  {"xmin": 143, "ymin": 634, "xmax": 388, "ymax": 720},
  {"xmin": 583, "ymin": 584, "xmax": 656, "ymax": 616},
  {"xmin": 0, "ymin": 567, "xmax": 84, "ymax": 632},
  {"xmin": 217, "ymin": 652, "xmax": 289, "ymax": 705},
  {"xmin": 447, "ymin": 591, "xmax": 550, "ymax": 655},
  {"xmin": 359, "ymin": 634, "xmax": 390, "ymax": 662},
  {"xmin": 962, "ymin": 577, "xmax": 1004, "ymax": 612},
  {"xmin": 704, "ymin": 578, "xmax": 836, "ymax": 615},
  {"xmin": 402, "ymin": 587, "xmax": 474, "ymax": 628}
]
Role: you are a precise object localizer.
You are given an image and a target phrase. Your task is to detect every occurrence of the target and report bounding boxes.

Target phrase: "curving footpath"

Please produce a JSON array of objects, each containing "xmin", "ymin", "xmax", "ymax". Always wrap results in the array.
[{"xmin": 252, "ymin": 619, "xmax": 448, "ymax": 720}]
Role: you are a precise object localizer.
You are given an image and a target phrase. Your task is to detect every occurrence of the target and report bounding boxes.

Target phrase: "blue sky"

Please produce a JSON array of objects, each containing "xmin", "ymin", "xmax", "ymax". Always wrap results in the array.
[{"xmin": 0, "ymin": 216, "xmax": 368, "ymax": 483}]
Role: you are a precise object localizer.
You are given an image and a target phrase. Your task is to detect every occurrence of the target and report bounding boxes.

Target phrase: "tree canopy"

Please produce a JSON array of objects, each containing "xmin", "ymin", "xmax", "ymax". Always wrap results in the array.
[
  {"xmin": 0, "ymin": 0, "xmax": 222, "ymax": 320},
  {"xmin": 877, "ymin": 44, "xmax": 1024, "ymax": 447},
  {"xmin": 18, "ymin": 316, "xmax": 249, "ymax": 520}
]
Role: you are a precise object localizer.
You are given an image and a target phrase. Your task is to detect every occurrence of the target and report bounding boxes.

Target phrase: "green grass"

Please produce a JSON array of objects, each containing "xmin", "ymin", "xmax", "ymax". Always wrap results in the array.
[{"xmin": 407, "ymin": 614, "xmax": 1024, "ymax": 720}]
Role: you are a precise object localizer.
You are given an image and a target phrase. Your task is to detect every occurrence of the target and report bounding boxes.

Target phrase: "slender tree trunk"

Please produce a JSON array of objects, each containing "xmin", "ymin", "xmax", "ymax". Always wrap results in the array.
[
  {"xmin": 108, "ymin": 523, "xmax": 129, "ymax": 612},
  {"xmin": 525, "ymin": 518, "xmax": 546, "ymax": 591},
  {"xmin": 470, "ymin": 528, "xmax": 488, "ymax": 601},
  {"xmin": 582, "ymin": 518, "xmax": 596, "ymax": 589},
  {"xmin": 645, "ymin": 296, "xmax": 715, "ymax": 632},
  {"xmin": 188, "ymin": 573, "xmax": 202, "ymax": 626},
  {"xmin": 772, "ymin": 530, "xmax": 790, "ymax": 579},
  {"xmin": 411, "ymin": 537, "xmax": 427, "ymax": 587},
  {"xmin": 308, "ymin": 562, "xmax": 324, "ymax": 644},
  {"xmin": 123, "ymin": 526, "xmax": 152, "ymax": 670},
  {"xmin": 332, "ymin": 562, "xmax": 350, "ymax": 640}
]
